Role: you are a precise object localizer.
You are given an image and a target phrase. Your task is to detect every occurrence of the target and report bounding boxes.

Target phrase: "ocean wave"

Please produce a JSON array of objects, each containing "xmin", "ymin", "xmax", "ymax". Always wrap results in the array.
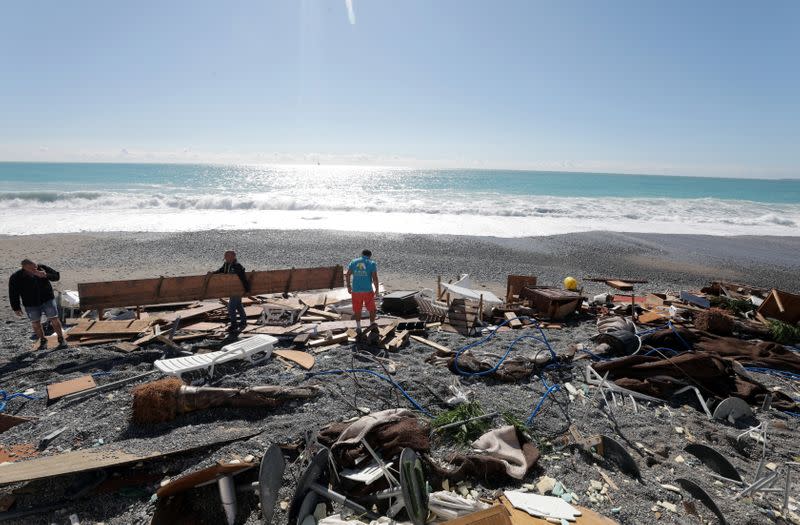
[{"xmin": 0, "ymin": 190, "xmax": 798, "ymax": 230}]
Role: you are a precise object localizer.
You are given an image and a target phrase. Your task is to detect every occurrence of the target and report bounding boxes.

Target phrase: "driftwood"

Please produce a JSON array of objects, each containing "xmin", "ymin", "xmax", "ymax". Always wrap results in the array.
[{"xmin": 132, "ymin": 378, "xmax": 321, "ymax": 424}]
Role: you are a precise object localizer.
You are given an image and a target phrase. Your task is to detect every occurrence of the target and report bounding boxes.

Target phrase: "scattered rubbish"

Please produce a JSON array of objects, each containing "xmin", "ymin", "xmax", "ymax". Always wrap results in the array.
[
  {"xmin": 676, "ymin": 477, "xmax": 728, "ymax": 524},
  {"xmin": 38, "ymin": 425, "xmax": 68, "ymax": 450},
  {"xmin": 504, "ymin": 490, "xmax": 582, "ymax": 521},
  {"xmin": 154, "ymin": 334, "xmax": 276, "ymax": 378}
]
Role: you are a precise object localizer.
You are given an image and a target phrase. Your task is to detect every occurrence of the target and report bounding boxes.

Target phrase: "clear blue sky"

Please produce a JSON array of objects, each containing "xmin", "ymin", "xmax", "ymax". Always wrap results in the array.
[{"xmin": 1, "ymin": 0, "xmax": 798, "ymax": 177}]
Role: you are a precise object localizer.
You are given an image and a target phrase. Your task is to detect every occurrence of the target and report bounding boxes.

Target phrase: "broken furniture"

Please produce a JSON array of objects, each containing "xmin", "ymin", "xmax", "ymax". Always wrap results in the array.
[
  {"xmin": 381, "ymin": 290, "xmax": 420, "ymax": 316},
  {"xmin": 447, "ymin": 298, "xmax": 481, "ymax": 335},
  {"xmin": 415, "ymin": 289, "xmax": 449, "ymax": 321},
  {"xmin": 155, "ymin": 444, "xmax": 285, "ymax": 525},
  {"xmin": 440, "ymin": 275, "xmax": 502, "ymax": 312},
  {"xmin": 520, "ymin": 287, "xmax": 583, "ymax": 320},
  {"xmin": 289, "ymin": 447, "xmax": 428, "ymax": 525},
  {"xmin": 505, "ymin": 275, "xmax": 538, "ymax": 303},
  {"xmin": 154, "ymin": 334, "xmax": 277, "ymax": 379},
  {"xmin": 756, "ymin": 288, "xmax": 800, "ymax": 325}
]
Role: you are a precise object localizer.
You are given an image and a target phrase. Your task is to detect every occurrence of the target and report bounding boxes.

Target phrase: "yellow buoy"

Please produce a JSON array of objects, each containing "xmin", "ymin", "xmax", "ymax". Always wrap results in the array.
[{"xmin": 563, "ymin": 276, "xmax": 578, "ymax": 291}]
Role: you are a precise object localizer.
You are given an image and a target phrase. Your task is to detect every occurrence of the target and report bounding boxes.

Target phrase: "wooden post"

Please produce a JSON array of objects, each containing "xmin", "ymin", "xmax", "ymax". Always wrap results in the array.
[
  {"xmin": 436, "ymin": 276, "xmax": 442, "ymax": 300},
  {"xmin": 478, "ymin": 294, "xmax": 483, "ymax": 322}
]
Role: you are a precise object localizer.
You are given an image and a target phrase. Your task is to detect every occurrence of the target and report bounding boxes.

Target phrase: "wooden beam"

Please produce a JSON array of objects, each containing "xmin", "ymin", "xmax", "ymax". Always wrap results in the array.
[
  {"xmin": 78, "ymin": 265, "xmax": 344, "ymax": 311},
  {"xmin": 409, "ymin": 335, "xmax": 452, "ymax": 355}
]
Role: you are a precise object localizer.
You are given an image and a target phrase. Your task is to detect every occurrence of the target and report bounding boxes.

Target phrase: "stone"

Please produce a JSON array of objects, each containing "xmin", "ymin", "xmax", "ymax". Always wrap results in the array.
[
  {"xmin": 590, "ymin": 480, "xmax": 603, "ymax": 491},
  {"xmin": 552, "ymin": 482, "xmax": 565, "ymax": 497},
  {"xmin": 536, "ymin": 476, "xmax": 557, "ymax": 495},
  {"xmin": 674, "ymin": 455, "xmax": 685, "ymax": 464},
  {"xmin": 658, "ymin": 501, "xmax": 677, "ymax": 513}
]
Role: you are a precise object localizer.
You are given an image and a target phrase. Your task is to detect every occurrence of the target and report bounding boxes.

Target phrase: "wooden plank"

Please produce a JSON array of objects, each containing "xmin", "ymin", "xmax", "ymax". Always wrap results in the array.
[
  {"xmin": 304, "ymin": 308, "xmax": 341, "ymax": 321},
  {"xmin": 78, "ymin": 266, "xmax": 344, "ymax": 310},
  {"xmin": 444, "ymin": 505, "xmax": 511, "ymax": 525},
  {"xmin": 156, "ymin": 302, "xmax": 225, "ymax": 323},
  {"xmin": 157, "ymin": 462, "xmax": 255, "ymax": 498},
  {"xmin": 504, "ymin": 312, "xmax": 523, "ymax": 328},
  {"xmin": 307, "ymin": 333, "xmax": 349, "ymax": 348},
  {"xmin": 67, "ymin": 319, "xmax": 151, "ymax": 338},
  {"xmin": 272, "ymin": 350, "xmax": 315, "ymax": 370},
  {"xmin": 0, "ymin": 414, "xmax": 35, "ymax": 434},
  {"xmin": 384, "ymin": 330, "xmax": 410, "ymax": 351},
  {"xmin": 498, "ymin": 495, "xmax": 618, "ymax": 525},
  {"xmin": 0, "ymin": 429, "xmax": 259, "ymax": 486},
  {"xmin": 46, "ymin": 375, "xmax": 97, "ymax": 401},
  {"xmin": 409, "ymin": 335, "xmax": 452, "ymax": 354},
  {"xmin": 182, "ymin": 321, "xmax": 227, "ymax": 332},
  {"xmin": 295, "ymin": 318, "xmax": 395, "ymax": 334},
  {"xmin": 606, "ymin": 280, "xmax": 634, "ymax": 291}
]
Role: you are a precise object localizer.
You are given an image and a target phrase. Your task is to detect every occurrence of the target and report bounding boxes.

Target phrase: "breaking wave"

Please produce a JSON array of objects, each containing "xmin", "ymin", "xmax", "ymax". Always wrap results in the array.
[{"xmin": 1, "ymin": 189, "xmax": 798, "ymax": 236}]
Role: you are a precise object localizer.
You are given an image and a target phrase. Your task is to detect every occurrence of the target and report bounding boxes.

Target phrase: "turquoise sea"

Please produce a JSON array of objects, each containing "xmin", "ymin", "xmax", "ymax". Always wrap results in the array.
[{"xmin": 1, "ymin": 162, "xmax": 798, "ymax": 236}]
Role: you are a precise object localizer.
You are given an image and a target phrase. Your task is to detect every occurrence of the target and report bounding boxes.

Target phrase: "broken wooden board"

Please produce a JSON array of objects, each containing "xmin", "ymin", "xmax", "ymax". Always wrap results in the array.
[
  {"xmin": 0, "ymin": 428, "xmax": 259, "ymax": 485},
  {"xmin": 638, "ymin": 310, "xmax": 668, "ymax": 324},
  {"xmin": 295, "ymin": 317, "xmax": 395, "ymax": 334},
  {"xmin": 157, "ymin": 461, "xmax": 256, "ymax": 498},
  {"xmin": 606, "ymin": 280, "xmax": 634, "ymax": 291},
  {"xmin": 757, "ymin": 288, "xmax": 800, "ymax": 325},
  {"xmin": 409, "ymin": 335, "xmax": 453, "ymax": 355},
  {"xmin": 155, "ymin": 302, "xmax": 226, "ymax": 323},
  {"xmin": 272, "ymin": 350, "xmax": 315, "ymax": 370},
  {"xmin": 304, "ymin": 308, "xmax": 341, "ymax": 320},
  {"xmin": 47, "ymin": 375, "xmax": 97, "ymax": 401},
  {"xmin": 384, "ymin": 330, "xmax": 410, "ymax": 351},
  {"xmin": 182, "ymin": 321, "xmax": 227, "ymax": 332},
  {"xmin": 111, "ymin": 342, "xmax": 140, "ymax": 353},
  {"xmin": 67, "ymin": 319, "xmax": 152, "ymax": 339},
  {"xmin": 444, "ymin": 505, "xmax": 512, "ymax": 525},
  {"xmin": 78, "ymin": 266, "xmax": 344, "ymax": 310},
  {"xmin": 506, "ymin": 275, "xmax": 538, "ymax": 302},
  {"xmin": 0, "ymin": 414, "xmax": 35, "ymax": 434},
  {"xmin": 307, "ymin": 333, "xmax": 349, "ymax": 348},
  {"xmin": 504, "ymin": 312, "xmax": 523, "ymax": 328}
]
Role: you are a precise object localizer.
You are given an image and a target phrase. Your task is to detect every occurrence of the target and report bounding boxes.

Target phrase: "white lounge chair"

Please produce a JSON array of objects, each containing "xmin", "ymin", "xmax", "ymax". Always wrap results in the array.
[{"xmin": 154, "ymin": 334, "xmax": 277, "ymax": 379}]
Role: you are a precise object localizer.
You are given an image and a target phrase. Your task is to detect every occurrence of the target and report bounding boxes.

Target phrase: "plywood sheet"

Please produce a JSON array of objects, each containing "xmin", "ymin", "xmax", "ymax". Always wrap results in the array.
[
  {"xmin": 273, "ymin": 350, "xmax": 315, "ymax": 370},
  {"xmin": 444, "ymin": 505, "xmax": 511, "ymax": 525},
  {"xmin": 79, "ymin": 266, "xmax": 344, "ymax": 310},
  {"xmin": 47, "ymin": 375, "xmax": 97, "ymax": 401},
  {"xmin": 157, "ymin": 462, "xmax": 255, "ymax": 498},
  {"xmin": 67, "ymin": 319, "xmax": 151, "ymax": 338}
]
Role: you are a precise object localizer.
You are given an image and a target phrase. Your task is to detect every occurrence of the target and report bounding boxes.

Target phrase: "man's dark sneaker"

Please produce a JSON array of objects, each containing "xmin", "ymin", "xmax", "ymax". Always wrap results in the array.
[
  {"xmin": 37, "ymin": 338, "xmax": 48, "ymax": 350},
  {"xmin": 55, "ymin": 338, "xmax": 68, "ymax": 350}
]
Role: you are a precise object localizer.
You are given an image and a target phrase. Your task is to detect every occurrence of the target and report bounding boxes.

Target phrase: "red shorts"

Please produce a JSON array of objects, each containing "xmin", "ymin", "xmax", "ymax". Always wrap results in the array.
[{"xmin": 352, "ymin": 292, "xmax": 376, "ymax": 314}]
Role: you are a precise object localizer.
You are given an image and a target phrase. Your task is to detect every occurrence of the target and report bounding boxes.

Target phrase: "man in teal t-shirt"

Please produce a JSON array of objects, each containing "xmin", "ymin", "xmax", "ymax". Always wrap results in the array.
[{"xmin": 346, "ymin": 249, "xmax": 379, "ymax": 330}]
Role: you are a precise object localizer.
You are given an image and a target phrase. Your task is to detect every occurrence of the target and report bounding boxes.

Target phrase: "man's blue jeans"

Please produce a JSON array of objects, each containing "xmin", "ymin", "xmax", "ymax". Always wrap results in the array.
[{"xmin": 227, "ymin": 296, "xmax": 247, "ymax": 330}]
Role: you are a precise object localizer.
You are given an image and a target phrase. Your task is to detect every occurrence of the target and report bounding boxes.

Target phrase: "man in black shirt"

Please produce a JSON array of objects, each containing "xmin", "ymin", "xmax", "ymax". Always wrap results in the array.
[
  {"xmin": 9, "ymin": 259, "xmax": 67, "ymax": 350},
  {"xmin": 213, "ymin": 250, "xmax": 251, "ymax": 334}
]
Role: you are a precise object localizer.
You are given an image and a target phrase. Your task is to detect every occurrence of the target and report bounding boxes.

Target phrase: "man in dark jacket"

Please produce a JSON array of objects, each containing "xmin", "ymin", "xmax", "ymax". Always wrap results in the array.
[
  {"xmin": 213, "ymin": 250, "xmax": 251, "ymax": 334},
  {"xmin": 9, "ymin": 259, "xmax": 67, "ymax": 350}
]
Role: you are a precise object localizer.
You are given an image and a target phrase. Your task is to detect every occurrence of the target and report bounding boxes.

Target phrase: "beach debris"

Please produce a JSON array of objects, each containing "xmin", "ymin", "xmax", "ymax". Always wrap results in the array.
[
  {"xmin": 684, "ymin": 443, "xmax": 743, "ymax": 482},
  {"xmin": 37, "ymin": 425, "xmax": 68, "ymax": 451},
  {"xmin": 46, "ymin": 375, "xmax": 97, "ymax": 402},
  {"xmin": 520, "ymin": 287, "xmax": 583, "ymax": 320},
  {"xmin": 154, "ymin": 334, "xmax": 276, "ymax": 379},
  {"xmin": 756, "ymin": 288, "xmax": 800, "ymax": 325},
  {"xmin": 504, "ymin": 489, "xmax": 582, "ymax": 521},
  {"xmin": 381, "ymin": 290, "xmax": 420, "ymax": 315},
  {"xmin": 131, "ymin": 377, "xmax": 320, "ymax": 424}
]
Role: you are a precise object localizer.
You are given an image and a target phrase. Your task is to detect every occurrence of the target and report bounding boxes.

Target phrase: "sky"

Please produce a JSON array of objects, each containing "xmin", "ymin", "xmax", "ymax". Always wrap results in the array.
[{"xmin": 1, "ymin": 0, "xmax": 799, "ymax": 177}]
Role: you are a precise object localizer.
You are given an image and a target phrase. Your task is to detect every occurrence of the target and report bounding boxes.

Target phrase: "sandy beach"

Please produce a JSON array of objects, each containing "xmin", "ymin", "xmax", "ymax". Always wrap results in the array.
[
  {"xmin": 0, "ymin": 229, "xmax": 798, "ymax": 525},
  {"xmin": 2, "ymin": 229, "xmax": 800, "ymax": 322}
]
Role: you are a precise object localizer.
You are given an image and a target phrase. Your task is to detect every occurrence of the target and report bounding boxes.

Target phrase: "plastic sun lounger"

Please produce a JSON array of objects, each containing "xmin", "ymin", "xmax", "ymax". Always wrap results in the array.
[{"xmin": 154, "ymin": 334, "xmax": 277, "ymax": 379}]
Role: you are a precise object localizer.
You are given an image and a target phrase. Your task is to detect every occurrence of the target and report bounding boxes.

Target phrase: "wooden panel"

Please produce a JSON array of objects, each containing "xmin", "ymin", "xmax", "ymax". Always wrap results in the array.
[
  {"xmin": 506, "ymin": 275, "xmax": 538, "ymax": 301},
  {"xmin": 444, "ymin": 505, "xmax": 511, "ymax": 525},
  {"xmin": 606, "ymin": 280, "xmax": 634, "ymax": 291},
  {"xmin": 0, "ymin": 414, "xmax": 34, "ymax": 434},
  {"xmin": 67, "ymin": 319, "xmax": 152, "ymax": 338},
  {"xmin": 0, "ymin": 429, "xmax": 259, "ymax": 485},
  {"xmin": 757, "ymin": 288, "xmax": 800, "ymax": 325},
  {"xmin": 47, "ymin": 375, "xmax": 97, "ymax": 401},
  {"xmin": 78, "ymin": 266, "xmax": 344, "ymax": 310},
  {"xmin": 157, "ymin": 462, "xmax": 255, "ymax": 498},
  {"xmin": 273, "ymin": 350, "xmax": 315, "ymax": 370}
]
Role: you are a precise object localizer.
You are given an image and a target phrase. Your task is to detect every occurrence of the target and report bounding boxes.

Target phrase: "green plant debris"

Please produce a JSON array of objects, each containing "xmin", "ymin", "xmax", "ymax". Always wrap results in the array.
[
  {"xmin": 767, "ymin": 319, "xmax": 800, "ymax": 345},
  {"xmin": 501, "ymin": 411, "xmax": 528, "ymax": 435},
  {"xmin": 708, "ymin": 295, "xmax": 755, "ymax": 316},
  {"xmin": 432, "ymin": 401, "xmax": 491, "ymax": 445}
]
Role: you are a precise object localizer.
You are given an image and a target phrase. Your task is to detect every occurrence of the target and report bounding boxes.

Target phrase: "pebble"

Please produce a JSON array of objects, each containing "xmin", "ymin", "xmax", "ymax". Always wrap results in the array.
[
  {"xmin": 536, "ymin": 476, "xmax": 557, "ymax": 494},
  {"xmin": 552, "ymin": 482, "xmax": 565, "ymax": 497},
  {"xmin": 589, "ymin": 480, "xmax": 603, "ymax": 491},
  {"xmin": 674, "ymin": 455, "xmax": 685, "ymax": 464},
  {"xmin": 658, "ymin": 501, "xmax": 677, "ymax": 513},
  {"xmin": 766, "ymin": 462, "xmax": 778, "ymax": 471},
  {"xmin": 660, "ymin": 484, "xmax": 681, "ymax": 493},
  {"xmin": 674, "ymin": 426, "xmax": 684, "ymax": 434}
]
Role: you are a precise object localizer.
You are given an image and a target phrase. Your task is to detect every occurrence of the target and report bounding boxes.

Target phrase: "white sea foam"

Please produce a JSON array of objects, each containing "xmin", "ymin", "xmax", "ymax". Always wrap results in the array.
[{"xmin": 0, "ymin": 189, "xmax": 798, "ymax": 237}]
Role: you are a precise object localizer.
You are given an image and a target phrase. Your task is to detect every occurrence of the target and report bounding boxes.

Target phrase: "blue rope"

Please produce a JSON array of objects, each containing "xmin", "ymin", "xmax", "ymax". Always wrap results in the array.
[
  {"xmin": 307, "ymin": 368, "xmax": 432, "ymax": 417},
  {"xmin": 452, "ymin": 317, "xmax": 556, "ymax": 377},
  {"xmin": 0, "ymin": 390, "xmax": 38, "ymax": 412},
  {"xmin": 635, "ymin": 321, "xmax": 692, "ymax": 351},
  {"xmin": 644, "ymin": 347, "xmax": 681, "ymax": 357},
  {"xmin": 526, "ymin": 374, "xmax": 561, "ymax": 424},
  {"xmin": 784, "ymin": 411, "xmax": 800, "ymax": 419}
]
